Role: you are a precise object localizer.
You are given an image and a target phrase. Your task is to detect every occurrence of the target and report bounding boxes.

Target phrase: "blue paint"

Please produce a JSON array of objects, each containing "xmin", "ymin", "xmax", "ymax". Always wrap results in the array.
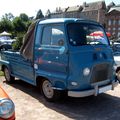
[{"xmin": 0, "ymin": 18, "xmax": 117, "ymax": 97}]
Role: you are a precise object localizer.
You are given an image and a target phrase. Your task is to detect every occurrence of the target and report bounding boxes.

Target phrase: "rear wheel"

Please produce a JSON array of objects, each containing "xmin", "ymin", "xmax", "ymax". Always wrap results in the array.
[
  {"xmin": 4, "ymin": 67, "xmax": 15, "ymax": 83},
  {"xmin": 41, "ymin": 79, "xmax": 61, "ymax": 102}
]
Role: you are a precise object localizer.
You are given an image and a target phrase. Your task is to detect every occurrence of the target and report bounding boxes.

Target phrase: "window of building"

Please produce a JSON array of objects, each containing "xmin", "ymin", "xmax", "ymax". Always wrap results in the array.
[
  {"xmin": 113, "ymin": 20, "xmax": 116, "ymax": 25},
  {"xmin": 119, "ymin": 20, "xmax": 120, "ymax": 25},
  {"xmin": 118, "ymin": 32, "xmax": 120, "ymax": 37},
  {"xmin": 108, "ymin": 20, "xmax": 112, "ymax": 26},
  {"xmin": 116, "ymin": 20, "xmax": 118, "ymax": 25},
  {"xmin": 113, "ymin": 27, "xmax": 116, "ymax": 31},
  {"xmin": 108, "ymin": 27, "xmax": 111, "ymax": 31}
]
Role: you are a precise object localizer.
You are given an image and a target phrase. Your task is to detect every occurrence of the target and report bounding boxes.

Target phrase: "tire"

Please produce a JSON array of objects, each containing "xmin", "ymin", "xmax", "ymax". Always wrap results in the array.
[
  {"xmin": 41, "ymin": 79, "xmax": 61, "ymax": 102},
  {"xmin": 116, "ymin": 69, "xmax": 120, "ymax": 82},
  {"xmin": 0, "ymin": 44, "xmax": 12, "ymax": 51},
  {"xmin": 4, "ymin": 67, "xmax": 15, "ymax": 83}
]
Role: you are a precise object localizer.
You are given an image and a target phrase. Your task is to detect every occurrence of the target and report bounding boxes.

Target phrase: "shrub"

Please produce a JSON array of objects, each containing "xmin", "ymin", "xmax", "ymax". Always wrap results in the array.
[{"xmin": 12, "ymin": 34, "xmax": 24, "ymax": 51}]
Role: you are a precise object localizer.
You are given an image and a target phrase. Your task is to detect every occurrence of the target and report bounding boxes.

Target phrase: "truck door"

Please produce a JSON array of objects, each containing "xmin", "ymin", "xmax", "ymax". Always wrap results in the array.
[{"xmin": 34, "ymin": 24, "xmax": 68, "ymax": 87}]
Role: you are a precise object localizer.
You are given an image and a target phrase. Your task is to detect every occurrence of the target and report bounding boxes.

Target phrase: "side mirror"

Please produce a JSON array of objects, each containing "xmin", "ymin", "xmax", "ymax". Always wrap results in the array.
[
  {"xmin": 58, "ymin": 39, "xmax": 65, "ymax": 54},
  {"xmin": 58, "ymin": 39, "xmax": 64, "ymax": 46}
]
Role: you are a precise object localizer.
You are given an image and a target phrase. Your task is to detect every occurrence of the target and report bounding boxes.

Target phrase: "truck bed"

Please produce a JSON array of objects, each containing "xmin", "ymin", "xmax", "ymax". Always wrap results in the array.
[{"xmin": 0, "ymin": 50, "xmax": 35, "ymax": 84}]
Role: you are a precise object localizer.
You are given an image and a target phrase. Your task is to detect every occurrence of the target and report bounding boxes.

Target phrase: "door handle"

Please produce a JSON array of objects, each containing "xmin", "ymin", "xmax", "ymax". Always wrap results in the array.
[{"xmin": 38, "ymin": 48, "xmax": 42, "ymax": 51}]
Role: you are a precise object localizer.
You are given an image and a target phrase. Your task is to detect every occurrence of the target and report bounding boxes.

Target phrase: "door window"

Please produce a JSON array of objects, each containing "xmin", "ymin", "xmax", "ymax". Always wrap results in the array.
[
  {"xmin": 41, "ymin": 26, "xmax": 51, "ymax": 45},
  {"xmin": 41, "ymin": 25, "xmax": 65, "ymax": 46}
]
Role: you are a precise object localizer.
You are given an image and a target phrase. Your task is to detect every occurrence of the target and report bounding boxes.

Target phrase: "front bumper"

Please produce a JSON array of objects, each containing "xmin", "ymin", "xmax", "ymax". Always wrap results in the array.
[{"xmin": 68, "ymin": 81, "xmax": 119, "ymax": 97}]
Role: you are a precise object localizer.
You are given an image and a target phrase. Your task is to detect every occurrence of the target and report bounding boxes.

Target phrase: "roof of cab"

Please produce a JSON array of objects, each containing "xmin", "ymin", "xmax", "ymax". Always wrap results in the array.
[{"xmin": 39, "ymin": 18, "xmax": 100, "ymax": 25}]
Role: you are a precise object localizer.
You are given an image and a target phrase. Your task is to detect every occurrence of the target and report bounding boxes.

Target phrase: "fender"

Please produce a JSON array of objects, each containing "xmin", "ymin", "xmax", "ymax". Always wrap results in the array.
[
  {"xmin": 35, "ymin": 70, "xmax": 67, "ymax": 90},
  {"xmin": 0, "ymin": 59, "xmax": 10, "ymax": 71}
]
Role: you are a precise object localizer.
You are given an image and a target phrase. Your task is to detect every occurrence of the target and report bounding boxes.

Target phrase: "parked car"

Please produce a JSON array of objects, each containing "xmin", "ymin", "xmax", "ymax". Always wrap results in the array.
[
  {"xmin": 112, "ymin": 42, "xmax": 120, "ymax": 52},
  {"xmin": 0, "ymin": 85, "xmax": 15, "ymax": 120},
  {"xmin": 0, "ymin": 31, "xmax": 15, "ymax": 50}
]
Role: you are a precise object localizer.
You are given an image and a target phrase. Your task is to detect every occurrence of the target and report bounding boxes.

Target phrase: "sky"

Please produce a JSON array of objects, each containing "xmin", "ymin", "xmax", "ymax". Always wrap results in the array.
[{"xmin": 0, "ymin": 0, "xmax": 119, "ymax": 18}]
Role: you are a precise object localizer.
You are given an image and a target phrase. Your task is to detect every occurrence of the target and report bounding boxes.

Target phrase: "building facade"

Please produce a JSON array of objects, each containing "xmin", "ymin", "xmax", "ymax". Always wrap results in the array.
[
  {"xmin": 106, "ymin": 5, "xmax": 120, "ymax": 38},
  {"xmin": 48, "ymin": 1, "xmax": 106, "ymax": 25},
  {"xmin": 46, "ymin": 1, "xmax": 120, "ymax": 39},
  {"xmin": 80, "ymin": 1, "xmax": 106, "ymax": 25}
]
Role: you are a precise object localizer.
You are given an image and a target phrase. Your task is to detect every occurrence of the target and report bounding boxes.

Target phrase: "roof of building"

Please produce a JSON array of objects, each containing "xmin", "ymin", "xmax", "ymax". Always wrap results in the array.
[
  {"xmin": 51, "ymin": 7, "xmax": 67, "ymax": 14},
  {"xmin": 107, "ymin": 2, "xmax": 115, "ymax": 7},
  {"xmin": 107, "ymin": 6, "xmax": 120, "ymax": 13},
  {"xmin": 82, "ymin": 1, "xmax": 106, "ymax": 12},
  {"xmin": 66, "ymin": 5, "xmax": 82, "ymax": 12}
]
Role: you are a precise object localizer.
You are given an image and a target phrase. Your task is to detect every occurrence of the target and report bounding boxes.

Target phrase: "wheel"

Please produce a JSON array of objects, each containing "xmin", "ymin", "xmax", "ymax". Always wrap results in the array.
[
  {"xmin": 4, "ymin": 67, "xmax": 15, "ymax": 83},
  {"xmin": 116, "ymin": 69, "xmax": 120, "ymax": 82},
  {"xmin": 42, "ymin": 79, "xmax": 61, "ymax": 102},
  {"xmin": 0, "ymin": 44, "xmax": 12, "ymax": 51}
]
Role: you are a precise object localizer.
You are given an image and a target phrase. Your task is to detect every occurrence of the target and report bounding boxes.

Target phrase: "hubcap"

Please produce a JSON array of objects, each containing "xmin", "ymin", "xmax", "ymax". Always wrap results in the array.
[
  {"xmin": 42, "ymin": 80, "xmax": 54, "ymax": 98},
  {"xmin": 4, "ymin": 68, "xmax": 10, "ymax": 81}
]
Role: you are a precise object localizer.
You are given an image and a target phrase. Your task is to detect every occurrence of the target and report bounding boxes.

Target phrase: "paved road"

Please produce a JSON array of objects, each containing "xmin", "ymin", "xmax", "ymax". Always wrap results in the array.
[{"xmin": 0, "ymin": 76, "xmax": 120, "ymax": 120}]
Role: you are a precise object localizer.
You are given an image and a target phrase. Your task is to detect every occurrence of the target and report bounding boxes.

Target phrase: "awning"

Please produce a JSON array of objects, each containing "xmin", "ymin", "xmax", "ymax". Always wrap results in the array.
[{"xmin": 0, "ymin": 31, "xmax": 12, "ymax": 36}]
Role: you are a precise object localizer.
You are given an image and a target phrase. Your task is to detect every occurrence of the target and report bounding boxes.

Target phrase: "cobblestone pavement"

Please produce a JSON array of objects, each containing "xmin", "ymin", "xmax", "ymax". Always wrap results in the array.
[{"xmin": 0, "ymin": 76, "xmax": 120, "ymax": 120}]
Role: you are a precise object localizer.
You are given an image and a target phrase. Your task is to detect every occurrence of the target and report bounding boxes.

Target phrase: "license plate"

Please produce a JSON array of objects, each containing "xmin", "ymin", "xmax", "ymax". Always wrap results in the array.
[{"xmin": 99, "ymin": 85, "xmax": 112, "ymax": 93}]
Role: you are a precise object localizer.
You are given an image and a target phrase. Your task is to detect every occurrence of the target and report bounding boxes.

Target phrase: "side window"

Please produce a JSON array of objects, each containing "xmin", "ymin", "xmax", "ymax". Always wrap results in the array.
[
  {"xmin": 41, "ymin": 25, "xmax": 65, "ymax": 46},
  {"xmin": 51, "ymin": 26, "xmax": 65, "ymax": 46},
  {"xmin": 41, "ymin": 26, "xmax": 51, "ymax": 45}
]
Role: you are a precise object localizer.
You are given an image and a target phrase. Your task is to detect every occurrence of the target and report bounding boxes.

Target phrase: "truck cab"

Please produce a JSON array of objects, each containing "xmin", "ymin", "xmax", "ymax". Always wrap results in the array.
[{"xmin": 0, "ymin": 18, "xmax": 118, "ymax": 101}]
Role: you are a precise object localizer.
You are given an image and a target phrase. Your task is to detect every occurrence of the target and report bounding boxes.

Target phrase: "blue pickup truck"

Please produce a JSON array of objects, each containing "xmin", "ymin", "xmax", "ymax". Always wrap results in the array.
[{"xmin": 0, "ymin": 18, "xmax": 119, "ymax": 102}]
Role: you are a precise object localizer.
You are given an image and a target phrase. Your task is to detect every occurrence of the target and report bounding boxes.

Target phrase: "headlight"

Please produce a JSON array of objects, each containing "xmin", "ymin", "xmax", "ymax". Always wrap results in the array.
[
  {"xmin": 83, "ymin": 67, "xmax": 90, "ymax": 76},
  {"xmin": 0, "ymin": 98, "xmax": 15, "ymax": 119}
]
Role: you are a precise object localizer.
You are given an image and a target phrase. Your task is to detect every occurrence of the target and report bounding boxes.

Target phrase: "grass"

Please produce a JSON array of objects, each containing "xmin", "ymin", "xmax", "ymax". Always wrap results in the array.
[{"xmin": 0, "ymin": 71, "xmax": 4, "ymax": 76}]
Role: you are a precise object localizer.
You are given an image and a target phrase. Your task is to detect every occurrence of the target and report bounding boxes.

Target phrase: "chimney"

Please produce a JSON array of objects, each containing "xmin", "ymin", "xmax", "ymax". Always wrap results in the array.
[{"xmin": 83, "ymin": 2, "xmax": 87, "ymax": 7}]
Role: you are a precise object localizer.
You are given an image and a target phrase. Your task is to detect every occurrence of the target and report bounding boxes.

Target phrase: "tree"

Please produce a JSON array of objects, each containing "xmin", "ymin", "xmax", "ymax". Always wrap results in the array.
[
  {"xmin": 0, "ymin": 13, "xmax": 33, "ymax": 49},
  {"xmin": 20, "ymin": 13, "xmax": 29, "ymax": 22},
  {"xmin": 12, "ymin": 17, "xmax": 26, "ymax": 33},
  {"xmin": 35, "ymin": 9, "xmax": 44, "ymax": 20},
  {"xmin": 0, "ymin": 18, "xmax": 13, "ymax": 33},
  {"xmin": 0, "ymin": 13, "xmax": 14, "ymax": 32},
  {"xmin": 2, "ymin": 13, "xmax": 14, "ymax": 21}
]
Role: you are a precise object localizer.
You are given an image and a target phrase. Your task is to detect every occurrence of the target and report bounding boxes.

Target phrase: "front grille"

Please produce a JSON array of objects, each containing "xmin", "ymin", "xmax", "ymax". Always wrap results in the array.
[{"xmin": 90, "ymin": 63, "xmax": 112, "ymax": 83}]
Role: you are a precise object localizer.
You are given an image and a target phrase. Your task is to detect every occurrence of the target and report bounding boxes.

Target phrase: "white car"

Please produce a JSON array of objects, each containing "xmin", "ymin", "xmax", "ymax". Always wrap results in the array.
[{"xmin": 0, "ymin": 35, "xmax": 15, "ymax": 45}]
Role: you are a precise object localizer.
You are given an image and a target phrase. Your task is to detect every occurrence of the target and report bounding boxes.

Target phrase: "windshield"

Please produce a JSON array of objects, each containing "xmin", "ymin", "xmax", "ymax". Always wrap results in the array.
[{"xmin": 67, "ymin": 23, "xmax": 109, "ymax": 46}]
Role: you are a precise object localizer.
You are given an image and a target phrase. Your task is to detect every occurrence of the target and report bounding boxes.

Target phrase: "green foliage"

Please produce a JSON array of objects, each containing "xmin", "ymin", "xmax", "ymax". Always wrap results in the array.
[
  {"xmin": 0, "ymin": 71, "xmax": 4, "ymax": 76},
  {"xmin": 12, "ymin": 33, "xmax": 24, "ymax": 50},
  {"xmin": 0, "ymin": 18, "xmax": 13, "ymax": 33},
  {"xmin": 2, "ymin": 13, "xmax": 14, "ymax": 21},
  {"xmin": 12, "ymin": 17, "xmax": 27, "ymax": 33},
  {"xmin": 20, "ymin": 13, "xmax": 29, "ymax": 22},
  {"xmin": 0, "ymin": 10, "xmax": 44, "ymax": 50}
]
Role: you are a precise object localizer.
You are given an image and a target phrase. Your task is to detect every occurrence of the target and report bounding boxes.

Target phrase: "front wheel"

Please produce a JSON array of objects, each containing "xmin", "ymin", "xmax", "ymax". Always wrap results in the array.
[
  {"xmin": 116, "ymin": 69, "xmax": 120, "ymax": 82},
  {"xmin": 4, "ymin": 67, "xmax": 15, "ymax": 83},
  {"xmin": 42, "ymin": 79, "xmax": 61, "ymax": 102}
]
